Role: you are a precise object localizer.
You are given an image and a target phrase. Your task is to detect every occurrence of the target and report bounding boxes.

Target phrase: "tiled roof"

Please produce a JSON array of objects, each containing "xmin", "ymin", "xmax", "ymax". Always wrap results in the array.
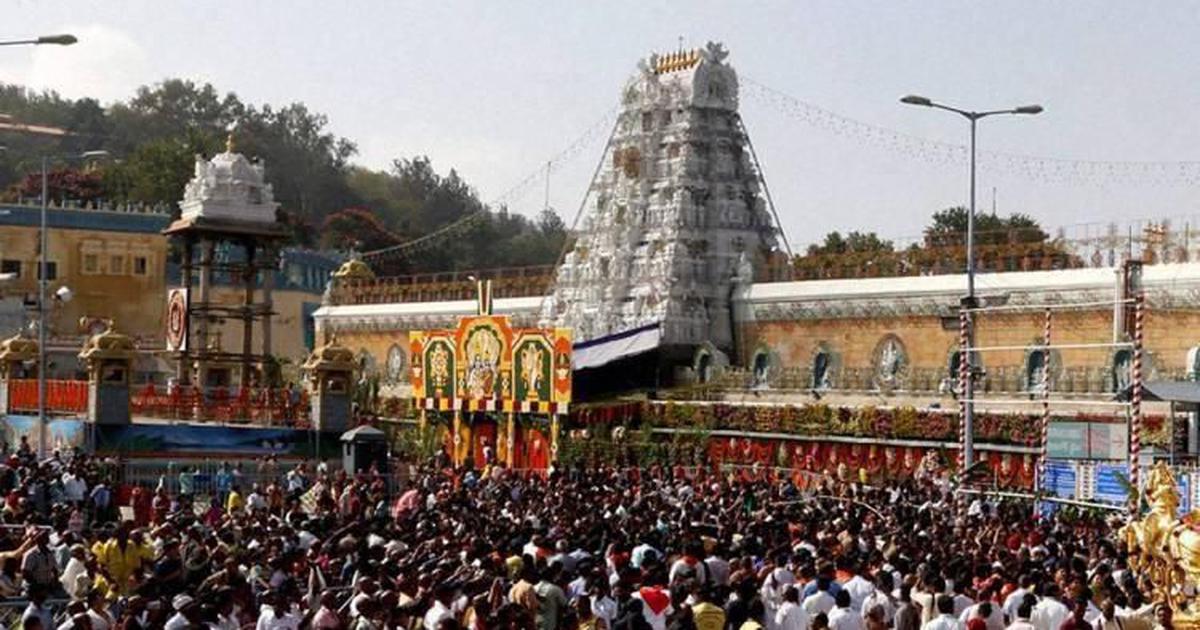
[{"xmin": 0, "ymin": 204, "xmax": 171, "ymax": 234}]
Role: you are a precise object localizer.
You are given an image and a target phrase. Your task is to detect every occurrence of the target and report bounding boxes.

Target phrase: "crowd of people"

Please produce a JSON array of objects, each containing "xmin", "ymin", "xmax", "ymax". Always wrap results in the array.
[{"xmin": 0, "ymin": 434, "xmax": 1177, "ymax": 630}]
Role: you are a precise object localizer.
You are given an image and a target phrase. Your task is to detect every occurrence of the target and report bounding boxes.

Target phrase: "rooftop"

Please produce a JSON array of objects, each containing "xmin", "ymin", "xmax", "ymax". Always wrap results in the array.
[{"xmin": 0, "ymin": 203, "xmax": 171, "ymax": 234}]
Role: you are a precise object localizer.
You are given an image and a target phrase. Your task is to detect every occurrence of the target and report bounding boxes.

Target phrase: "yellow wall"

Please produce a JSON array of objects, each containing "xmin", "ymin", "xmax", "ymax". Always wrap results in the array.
[
  {"xmin": 202, "ymin": 286, "xmax": 325, "ymax": 368},
  {"xmin": 743, "ymin": 305, "xmax": 1198, "ymax": 391},
  {"xmin": 317, "ymin": 328, "xmax": 413, "ymax": 396},
  {"xmin": 0, "ymin": 224, "xmax": 166, "ymax": 342}
]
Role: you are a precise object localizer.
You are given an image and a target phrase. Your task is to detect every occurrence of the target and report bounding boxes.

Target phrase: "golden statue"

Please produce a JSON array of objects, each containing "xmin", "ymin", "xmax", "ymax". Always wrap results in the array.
[{"xmin": 1121, "ymin": 463, "xmax": 1200, "ymax": 628}]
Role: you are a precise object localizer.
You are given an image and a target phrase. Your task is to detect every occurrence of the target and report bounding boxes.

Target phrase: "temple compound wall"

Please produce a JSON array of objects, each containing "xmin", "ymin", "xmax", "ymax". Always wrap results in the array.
[
  {"xmin": 731, "ymin": 264, "xmax": 1200, "ymax": 409},
  {"xmin": 316, "ymin": 263, "xmax": 1200, "ymax": 412}
]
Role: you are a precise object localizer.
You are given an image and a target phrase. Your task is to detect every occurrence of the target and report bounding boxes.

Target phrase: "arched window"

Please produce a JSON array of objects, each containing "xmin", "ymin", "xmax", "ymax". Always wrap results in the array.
[
  {"xmin": 948, "ymin": 351, "xmax": 962, "ymax": 381},
  {"xmin": 1189, "ymin": 346, "xmax": 1200, "ymax": 381},
  {"xmin": 812, "ymin": 351, "xmax": 830, "ymax": 390},
  {"xmin": 1112, "ymin": 349, "xmax": 1133, "ymax": 392},
  {"xmin": 697, "ymin": 353, "xmax": 713, "ymax": 384},
  {"xmin": 751, "ymin": 352, "xmax": 771, "ymax": 388},
  {"xmin": 1026, "ymin": 350, "xmax": 1047, "ymax": 393}
]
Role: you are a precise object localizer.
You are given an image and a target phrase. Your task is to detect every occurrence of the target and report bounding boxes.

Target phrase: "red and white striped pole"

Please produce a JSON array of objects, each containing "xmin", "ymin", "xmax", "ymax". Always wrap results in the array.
[
  {"xmin": 1038, "ymin": 308, "xmax": 1052, "ymax": 493},
  {"xmin": 958, "ymin": 307, "xmax": 970, "ymax": 471},
  {"xmin": 1129, "ymin": 291, "xmax": 1145, "ymax": 512}
]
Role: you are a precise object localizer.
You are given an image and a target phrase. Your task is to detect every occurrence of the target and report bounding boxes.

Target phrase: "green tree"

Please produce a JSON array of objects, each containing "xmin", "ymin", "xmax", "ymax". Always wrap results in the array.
[
  {"xmin": 923, "ymin": 206, "xmax": 1048, "ymax": 247},
  {"xmin": 806, "ymin": 230, "xmax": 894, "ymax": 255},
  {"xmin": 103, "ymin": 130, "xmax": 223, "ymax": 207},
  {"xmin": 320, "ymin": 207, "xmax": 403, "ymax": 252}
]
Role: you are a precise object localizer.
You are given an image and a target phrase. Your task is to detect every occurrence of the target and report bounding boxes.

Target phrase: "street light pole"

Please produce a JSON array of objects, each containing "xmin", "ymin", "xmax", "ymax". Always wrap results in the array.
[
  {"xmin": 900, "ymin": 95, "xmax": 1043, "ymax": 470},
  {"xmin": 968, "ymin": 117, "xmax": 976, "ymax": 301},
  {"xmin": 38, "ymin": 156, "xmax": 47, "ymax": 460},
  {"xmin": 0, "ymin": 34, "xmax": 78, "ymax": 47},
  {"xmin": 36, "ymin": 150, "xmax": 110, "ymax": 460}
]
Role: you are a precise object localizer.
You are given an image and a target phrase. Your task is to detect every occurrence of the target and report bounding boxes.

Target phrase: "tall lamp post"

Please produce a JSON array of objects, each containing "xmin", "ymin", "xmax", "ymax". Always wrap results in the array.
[
  {"xmin": 37, "ymin": 150, "xmax": 110, "ymax": 459},
  {"xmin": 900, "ymin": 95, "xmax": 1042, "ymax": 469},
  {"xmin": 0, "ymin": 34, "xmax": 77, "ymax": 47}
]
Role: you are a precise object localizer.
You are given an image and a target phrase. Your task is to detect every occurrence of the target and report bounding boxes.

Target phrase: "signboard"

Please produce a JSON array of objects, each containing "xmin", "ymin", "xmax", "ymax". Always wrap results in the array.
[
  {"xmin": 1045, "ymin": 460, "xmax": 1195, "ymax": 514},
  {"xmin": 1046, "ymin": 421, "xmax": 1128, "ymax": 460},
  {"xmin": 1089, "ymin": 423, "xmax": 1129, "ymax": 460},
  {"xmin": 1043, "ymin": 460, "xmax": 1077, "ymax": 498},
  {"xmin": 1094, "ymin": 463, "xmax": 1129, "ymax": 504},
  {"xmin": 165, "ymin": 289, "xmax": 188, "ymax": 352},
  {"xmin": 1047, "ymin": 423, "xmax": 1088, "ymax": 459}
]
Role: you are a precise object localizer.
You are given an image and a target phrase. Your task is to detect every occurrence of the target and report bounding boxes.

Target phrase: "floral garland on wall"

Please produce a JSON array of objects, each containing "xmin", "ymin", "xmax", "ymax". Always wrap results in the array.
[{"xmin": 568, "ymin": 401, "xmax": 1168, "ymax": 448}]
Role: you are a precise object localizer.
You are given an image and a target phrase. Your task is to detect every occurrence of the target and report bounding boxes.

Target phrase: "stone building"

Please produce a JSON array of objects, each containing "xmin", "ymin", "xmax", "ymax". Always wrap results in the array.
[
  {"xmin": 313, "ymin": 44, "xmax": 1200, "ymax": 459},
  {"xmin": 541, "ymin": 42, "xmax": 779, "ymax": 354},
  {"xmin": 735, "ymin": 263, "xmax": 1200, "ymax": 409},
  {"xmin": 0, "ymin": 202, "xmax": 170, "ymax": 378}
]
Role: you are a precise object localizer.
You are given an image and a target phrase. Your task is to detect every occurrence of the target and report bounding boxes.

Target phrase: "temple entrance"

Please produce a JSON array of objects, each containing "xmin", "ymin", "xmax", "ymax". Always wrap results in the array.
[
  {"xmin": 471, "ymin": 416, "xmax": 497, "ymax": 469},
  {"xmin": 520, "ymin": 426, "xmax": 550, "ymax": 471}
]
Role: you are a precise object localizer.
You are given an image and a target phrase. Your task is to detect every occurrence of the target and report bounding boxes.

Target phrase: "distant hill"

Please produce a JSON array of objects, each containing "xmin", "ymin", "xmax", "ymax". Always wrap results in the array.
[{"xmin": 0, "ymin": 80, "xmax": 567, "ymax": 275}]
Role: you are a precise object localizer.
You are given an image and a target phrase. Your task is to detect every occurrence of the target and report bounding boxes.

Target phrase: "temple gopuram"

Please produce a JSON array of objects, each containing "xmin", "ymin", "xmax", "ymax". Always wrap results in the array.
[{"xmin": 315, "ymin": 43, "xmax": 1200, "ymax": 502}]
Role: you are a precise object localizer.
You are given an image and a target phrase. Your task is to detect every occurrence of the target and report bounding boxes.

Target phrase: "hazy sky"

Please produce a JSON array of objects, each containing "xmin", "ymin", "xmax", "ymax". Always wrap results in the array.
[{"xmin": 2, "ymin": 1, "xmax": 1198, "ymax": 250}]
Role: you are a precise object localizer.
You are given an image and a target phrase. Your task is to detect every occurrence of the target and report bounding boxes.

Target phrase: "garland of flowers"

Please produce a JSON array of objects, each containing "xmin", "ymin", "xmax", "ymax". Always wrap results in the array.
[{"xmin": 568, "ymin": 402, "xmax": 1168, "ymax": 448}]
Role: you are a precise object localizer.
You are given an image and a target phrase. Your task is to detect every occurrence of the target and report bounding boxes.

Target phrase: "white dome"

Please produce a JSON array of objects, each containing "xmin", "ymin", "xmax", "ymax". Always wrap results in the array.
[{"xmin": 179, "ymin": 137, "xmax": 279, "ymax": 224}]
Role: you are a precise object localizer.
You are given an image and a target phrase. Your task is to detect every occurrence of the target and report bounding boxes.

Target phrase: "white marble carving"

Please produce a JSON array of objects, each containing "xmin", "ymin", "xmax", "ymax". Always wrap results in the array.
[
  {"xmin": 179, "ymin": 141, "xmax": 279, "ymax": 224},
  {"xmin": 541, "ymin": 42, "xmax": 778, "ymax": 348}
]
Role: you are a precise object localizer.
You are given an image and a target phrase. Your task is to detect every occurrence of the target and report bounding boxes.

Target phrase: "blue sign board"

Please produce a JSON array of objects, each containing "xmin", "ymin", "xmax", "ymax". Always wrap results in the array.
[
  {"xmin": 1043, "ymin": 460, "xmax": 1077, "ymax": 498},
  {"xmin": 1094, "ymin": 463, "xmax": 1129, "ymax": 505}
]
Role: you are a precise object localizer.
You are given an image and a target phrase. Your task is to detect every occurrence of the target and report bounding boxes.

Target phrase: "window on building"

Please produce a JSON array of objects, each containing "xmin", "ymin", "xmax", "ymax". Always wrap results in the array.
[
  {"xmin": 641, "ymin": 111, "xmax": 653, "ymax": 132},
  {"xmin": 751, "ymin": 352, "xmax": 771, "ymax": 388},
  {"xmin": 0, "ymin": 260, "xmax": 20, "ymax": 278},
  {"xmin": 133, "ymin": 256, "xmax": 148, "ymax": 275},
  {"xmin": 1026, "ymin": 349, "xmax": 1048, "ymax": 393},
  {"xmin": 83, "ymin": 254, "xmax": 99, "ymax": 274},
  {"xmin": 948, "ymin": 351, "xmax": 962, "ymax": 379},
  {"xmin": 812, "ymin": 351, "xmax": 830, "ymax": 389},
  {"xmin": 110, "ymin": 255, "xmax": 125, "ymax": 275},
  {"xmin": 1112, "ymin": 349, "xmax": 1133, "ymax": 393},
  {"xmin": 696, "ymin": 352, "xmax": 713, "ymax": 384},
  {"xmin": 36, "ymin": 262, "xmax": 57, "ymax": 281}
]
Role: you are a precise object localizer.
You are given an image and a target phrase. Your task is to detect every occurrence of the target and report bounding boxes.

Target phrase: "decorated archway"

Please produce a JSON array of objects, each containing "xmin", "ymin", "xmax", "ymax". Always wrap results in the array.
[{"xmin": 409, "ymin": 282, "xmax": 572, "ymax": 470}]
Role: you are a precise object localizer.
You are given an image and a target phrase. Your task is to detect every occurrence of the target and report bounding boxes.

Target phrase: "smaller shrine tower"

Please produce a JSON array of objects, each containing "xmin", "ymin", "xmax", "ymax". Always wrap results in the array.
[{"xmin": 164, "ymin": 134, "xmax": 289, "ymax": 389}]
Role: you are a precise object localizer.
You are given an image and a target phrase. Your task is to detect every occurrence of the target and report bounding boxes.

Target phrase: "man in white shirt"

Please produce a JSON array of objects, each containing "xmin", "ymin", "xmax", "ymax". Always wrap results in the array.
[
  {"xmin": 1031, "ymin": 585, "xmax": 1069, "ymax": 630},
  {"xmin": 247, "ymin": 484, "xmax": 268, "ymax": 512},
  {"xmin": 830, "ymin": 591, "xmax": 866, "ymax": 630},
  {"xmin": 62, "ymin": 470, "xmax": 87, "ymax": 504},
  {"xmin": 776, "ymin": 587, "xmax": 810, "ymax": 630},
  {"xmin": 923, "ymin": 595, "xmax": 966, "ymax": 630},
  {"xmin": 1003, "ymin": 576, "xmax": 1037, "ymax": 623},
  {"xmin": 959, "ymin": 598, "xmax": 1005, "ymax": 630},
  {"xmin": 165, "ymin": 595, "xmax": 201, "ymax": 630},
  {"xmin": 257, "ymin": 592, "xmax": 301, "ymax": 630},
  {"xmin": 590, "ymin": 582, "xmax": 618, "ymax": 630},
  {"xmin": 862, "ymin": 572, "xmax": 896, "ymax": 626},
  {"xmin": 841, "ymin": 563, "xmax": 876, "ymax": 614},
  {"xmin": 951, "ymin": 583, "xmax": 974, "ymax": 618},
  {"xmin": 423, "ymin": 584, "xmax": 455, "ymax": 630},
  {"xmin": 705, "ymin": 552, "xmax": 731, "ymax": 587},
  {"xmin": 668, "ymin": 543, "xmax": 709, "ymax": 588},
  {"xmin": 762, "ymin": 567, "xmax": 796, "ymax": 627},
  {"xmin": 1008, "ymin": 601, "xmax": 1037, "ymax": 630},
  {"xmin": 803, "ymin": 577, "xmax": 837, "ymax": 617}
]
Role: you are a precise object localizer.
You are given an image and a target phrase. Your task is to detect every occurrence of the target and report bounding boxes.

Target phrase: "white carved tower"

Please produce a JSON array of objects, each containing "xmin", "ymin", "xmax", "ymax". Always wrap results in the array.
[{"xmin": 542, "ymin": 42, "xmax": 778, "ymax": 352}]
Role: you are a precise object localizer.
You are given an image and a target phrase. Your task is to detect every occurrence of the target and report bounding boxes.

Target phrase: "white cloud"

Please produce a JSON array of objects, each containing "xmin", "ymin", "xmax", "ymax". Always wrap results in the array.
[{"xmin": 22, "ymin": 24, "xmax": 150, "ymax": 103}]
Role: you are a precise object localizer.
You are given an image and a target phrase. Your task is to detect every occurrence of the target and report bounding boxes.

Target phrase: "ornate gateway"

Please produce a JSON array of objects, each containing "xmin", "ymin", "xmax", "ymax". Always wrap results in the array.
[{"xmin": 409, "ymin": 281, "xmax": 572, "ymax": 468}]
